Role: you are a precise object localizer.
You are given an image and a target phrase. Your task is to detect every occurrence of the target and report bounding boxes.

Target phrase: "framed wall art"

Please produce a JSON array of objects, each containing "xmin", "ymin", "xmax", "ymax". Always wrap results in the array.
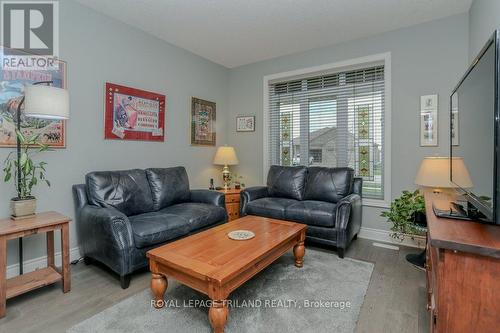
[
  {"xmin": 420, "ymin": 94, "xmax": 438, "ymax": 147},
  {"xmin": 236, "ymin": 116, "xmax": 255, "ymax": 132},
  {"xmin": 0, "ymin": 51, "xmax": 67, "ymax": 148},
  {"xmin": 191, "ymin": 97, "xmax": 216, "ymax": 146},
  {"xmin": 105, "ymin": 82, "xmax": 165, "ymax": 142}
]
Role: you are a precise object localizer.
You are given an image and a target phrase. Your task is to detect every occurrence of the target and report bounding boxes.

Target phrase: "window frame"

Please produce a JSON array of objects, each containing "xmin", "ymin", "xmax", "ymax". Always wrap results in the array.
[{"xmin": 263, "ymin": 53, "xmax": 391, "ymax": 208}]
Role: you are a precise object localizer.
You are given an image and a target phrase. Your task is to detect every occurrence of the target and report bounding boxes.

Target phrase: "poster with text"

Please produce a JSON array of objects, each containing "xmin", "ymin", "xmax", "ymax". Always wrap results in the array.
[{"xmin": 105, "ymin": 83, "xmax": 165, "ymax": 142}]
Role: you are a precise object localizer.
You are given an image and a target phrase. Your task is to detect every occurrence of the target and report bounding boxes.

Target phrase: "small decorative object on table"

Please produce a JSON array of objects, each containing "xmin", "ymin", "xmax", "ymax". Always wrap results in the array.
[
  {"xmin": 232, "ymin": 173, "xmax": 245, "ymax": 189},
  {"xmin": 228, "ymin": 230, "xmax": 255, "ymax": 240},
  {"xmin": 213, "ymin": 145, "xmax": 239, "ymax": 190},
  {"xmin": 236, "ymin": 116, "xmax": 255, "ymax": 132}
]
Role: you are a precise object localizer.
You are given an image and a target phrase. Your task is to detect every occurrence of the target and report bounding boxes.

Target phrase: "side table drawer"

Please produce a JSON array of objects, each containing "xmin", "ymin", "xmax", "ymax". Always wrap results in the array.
[
  {"xmin": 226, "ymin": 203, "xmax": 240, "ymax": 221},
  {"xmin": 226, "ymin": 194, "xmax": 240, "ymax": 203}
]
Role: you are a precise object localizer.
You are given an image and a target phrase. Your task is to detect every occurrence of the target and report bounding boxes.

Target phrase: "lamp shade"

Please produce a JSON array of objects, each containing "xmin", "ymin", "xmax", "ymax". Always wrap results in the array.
[
  {"xmin": 24, "ymin": 85, "xmax": 69, "ymax": 119},
  {"xmin": 415, "ymin": 157, "xmax": 473, "ymax": 189},
  {"xmin": 213, "ymin": 146, "xmax": 239, "ymax": 165}
]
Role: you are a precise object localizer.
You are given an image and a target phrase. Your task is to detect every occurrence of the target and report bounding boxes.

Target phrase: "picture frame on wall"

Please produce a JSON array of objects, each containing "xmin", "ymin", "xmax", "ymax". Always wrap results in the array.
[
  {"xmin": 0, "ymin": 47, "xmax": 67, "ymax": 148},
  {"xmin": 236, "ymin": 116, "xmax": 255, "ymax": 132},
  {"xmin": 420, "ymin": 94, "xmax": 438, "ymax": 147},
  {"xmin": 191, "ymin": 97, "xmax": 216, "ymax": 146},
  {"xmin": 104, "ymin": 82, "xmax": 166, "ymax": 142}
]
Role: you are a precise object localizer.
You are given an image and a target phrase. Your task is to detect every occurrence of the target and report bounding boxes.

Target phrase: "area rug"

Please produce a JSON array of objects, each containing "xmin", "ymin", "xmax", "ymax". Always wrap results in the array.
[{"xmin": 68, "ymin": 249, "xmax": 373, "ymax": 333}]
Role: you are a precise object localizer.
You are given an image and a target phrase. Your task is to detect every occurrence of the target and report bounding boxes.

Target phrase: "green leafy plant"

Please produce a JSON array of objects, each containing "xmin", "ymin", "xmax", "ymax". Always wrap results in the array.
[
  {"xmin": 3, "ymin": 130, "xmax": 51, "ymax": 200},
  {"xmin": 381, "ymin": 190, "xmax": 426, "ymax": 241}
]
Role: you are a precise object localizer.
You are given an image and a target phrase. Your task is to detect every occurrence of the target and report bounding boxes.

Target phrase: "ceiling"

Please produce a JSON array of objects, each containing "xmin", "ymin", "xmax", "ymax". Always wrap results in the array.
[{"xmin": 76, "ymin": 0, "xmax": 473, "ymax": 68}]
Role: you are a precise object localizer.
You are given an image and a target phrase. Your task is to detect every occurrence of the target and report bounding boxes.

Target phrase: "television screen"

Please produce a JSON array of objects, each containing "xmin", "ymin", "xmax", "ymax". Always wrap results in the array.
[{"xmin": 451, "ymin": 34, "xmax": 497, "ymax": 222}]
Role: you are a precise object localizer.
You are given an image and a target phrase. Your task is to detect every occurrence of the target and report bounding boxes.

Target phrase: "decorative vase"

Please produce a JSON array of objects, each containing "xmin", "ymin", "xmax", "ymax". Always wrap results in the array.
[{"xmin": 10, "ymin": 197, "xmax": 37, "ymax": 219}]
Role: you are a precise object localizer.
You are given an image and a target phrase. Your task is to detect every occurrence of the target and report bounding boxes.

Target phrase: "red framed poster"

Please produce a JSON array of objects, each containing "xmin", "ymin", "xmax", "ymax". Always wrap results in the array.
[{"xmin": 105, "ymin": 82, "xmax": 166, "ymax": 142}]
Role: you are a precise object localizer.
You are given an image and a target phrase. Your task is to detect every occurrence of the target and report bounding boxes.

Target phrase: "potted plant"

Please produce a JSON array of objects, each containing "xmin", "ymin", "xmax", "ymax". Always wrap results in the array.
[
  {"xmin": 3, "ymin": 130, "xmax": 51, "ymax": 218},
  {"xmin": 381, "ymin": 190, "xmax": 427, "ymax": 241}
]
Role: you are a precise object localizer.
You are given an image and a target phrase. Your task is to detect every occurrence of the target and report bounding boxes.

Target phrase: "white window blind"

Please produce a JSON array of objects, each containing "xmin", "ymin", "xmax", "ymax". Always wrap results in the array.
[{"xmin": 267, "ymin": 65, "xmax": 385, "ymax": 199}]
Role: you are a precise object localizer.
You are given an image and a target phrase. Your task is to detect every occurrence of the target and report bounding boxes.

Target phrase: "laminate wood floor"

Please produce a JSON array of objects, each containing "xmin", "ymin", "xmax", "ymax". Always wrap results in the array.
[{"xmin": 0, "ymin": 238, "xmax": 428, "ymax": 333}]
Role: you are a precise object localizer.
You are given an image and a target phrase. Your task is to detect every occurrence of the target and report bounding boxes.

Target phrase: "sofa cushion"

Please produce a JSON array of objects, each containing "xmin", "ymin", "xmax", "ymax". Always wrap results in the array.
[
  {"xmin": 145, "ymin": 167, "xmax": 190, "ymax": 210},
  {"xmin": 304, "ymin": 167, "xmax": 354, "ymax": 203},
  {"xmin": 285, "ymin": 200, "xmax": 337, "ymax": 228},
  {"xmin": 267, "ymin": 165, "xmax": 307, "ymax": 201},
  {"xmin": 129, "ymin": 212, "xmax": 191, "ymax": 248},
  {"xmin": 245, "ymin": 197, "xmax": 298, "ymax": 220},
  {"xmin": 160, "ymin": 202, "xmax": 226, "ymax": 231},
  {"xmin": 86, "ymin": 169, "xmax": 154, "ymax": 216}
]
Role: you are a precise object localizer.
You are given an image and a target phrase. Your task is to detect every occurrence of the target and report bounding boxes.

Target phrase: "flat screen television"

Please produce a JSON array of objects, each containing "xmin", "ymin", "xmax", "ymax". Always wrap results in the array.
[{"xmin": 450, "ymin": 30, "xmax": 499, "ymax": 224}]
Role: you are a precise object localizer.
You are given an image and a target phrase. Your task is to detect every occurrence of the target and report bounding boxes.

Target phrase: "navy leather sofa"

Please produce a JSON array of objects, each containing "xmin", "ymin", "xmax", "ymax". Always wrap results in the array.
[
  {"xmin": 72, "ymin": 166, "xmax": 226, "ymax": 288},
  {"xmin": 241, "ymin": 165, "xmax": 362, "ymax": 258}
]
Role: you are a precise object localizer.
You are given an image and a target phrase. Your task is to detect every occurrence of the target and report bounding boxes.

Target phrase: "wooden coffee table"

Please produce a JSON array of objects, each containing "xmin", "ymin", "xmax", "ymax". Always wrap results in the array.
[{"xmin": 146, "ymin": 215, "xmax": 306, "ymax": 333}]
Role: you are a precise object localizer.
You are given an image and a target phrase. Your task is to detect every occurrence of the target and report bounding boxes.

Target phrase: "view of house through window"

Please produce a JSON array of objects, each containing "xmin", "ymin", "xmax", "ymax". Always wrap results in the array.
[{"xmin": 268, "ymin": 65, "xmax": 385, "ymax": 199}]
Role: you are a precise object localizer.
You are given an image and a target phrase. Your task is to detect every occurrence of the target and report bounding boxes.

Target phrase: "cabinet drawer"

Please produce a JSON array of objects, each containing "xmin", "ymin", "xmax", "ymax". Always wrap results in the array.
[
  {"xmin": 226, "ymin": 194, "xmax": 240, "ymax": 203},
  {"xmin": 226, "ymin": 203, "xmax": 240, "ymax": 221}
]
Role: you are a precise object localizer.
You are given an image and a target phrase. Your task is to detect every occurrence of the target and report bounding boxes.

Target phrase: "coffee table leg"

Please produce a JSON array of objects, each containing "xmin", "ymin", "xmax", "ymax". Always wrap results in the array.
[
  {"xmin": 151, "ymin": 273, "xmax": 168, "ymax": 308},
  {"xmin": 293, "ymin": 231, "xmax": 306, "ymax": 268},
  {"xmin": 209, "ymin": 300, "xmax": 228, "ymax": 333}
]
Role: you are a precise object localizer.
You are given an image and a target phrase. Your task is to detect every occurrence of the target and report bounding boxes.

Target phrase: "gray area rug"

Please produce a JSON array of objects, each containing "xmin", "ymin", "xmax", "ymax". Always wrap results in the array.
[{"xmin": 68, "ymin": 249, "xmax": 373, "ymax": 333}]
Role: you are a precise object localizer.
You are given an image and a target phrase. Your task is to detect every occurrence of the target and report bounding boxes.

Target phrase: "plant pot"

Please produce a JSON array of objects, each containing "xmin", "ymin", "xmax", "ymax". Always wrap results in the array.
[{"xmin": 10, "ymin": 197, "xmax": 37, "ymax": 218}]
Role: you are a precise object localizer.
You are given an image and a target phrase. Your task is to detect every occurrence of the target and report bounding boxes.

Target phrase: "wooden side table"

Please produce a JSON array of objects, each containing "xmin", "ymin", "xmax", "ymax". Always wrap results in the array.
[
  {"xmin": 217, "ymin": 188, "xmax": 241, "ymax": 221},
  {"xmin": 0, "ymin": 211, "xmax": 71, "ymax": 318}
]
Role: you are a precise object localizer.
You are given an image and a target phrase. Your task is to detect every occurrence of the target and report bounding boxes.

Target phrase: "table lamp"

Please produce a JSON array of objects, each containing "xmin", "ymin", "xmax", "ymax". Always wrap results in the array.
[
  {"xmin": 213, "ymin": 146, "xmax": 239, "ymax": 190},
  {"xmin": 409, "ymin": 156, "xmax": 472, "ymax": 270},
  {"xmin": 415, "ymin": 156, "xmax": 472, "ymax": 193},
  {"xmin": 15, "ymin": 81, "xmax": 69, "ymax": 275}
]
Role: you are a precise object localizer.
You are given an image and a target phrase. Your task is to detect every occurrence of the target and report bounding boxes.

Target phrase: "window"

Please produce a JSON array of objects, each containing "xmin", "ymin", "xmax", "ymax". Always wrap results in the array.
[{"xmin": 267, "ymin": 64, "xmax": 385, "ymax": 200}]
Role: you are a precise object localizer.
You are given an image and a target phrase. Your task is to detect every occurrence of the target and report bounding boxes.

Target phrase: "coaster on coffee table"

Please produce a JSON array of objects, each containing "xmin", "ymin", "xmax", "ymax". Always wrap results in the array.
[{"xmin": 228, "ymin": 230, "xmax": 255, "ymax": 240}]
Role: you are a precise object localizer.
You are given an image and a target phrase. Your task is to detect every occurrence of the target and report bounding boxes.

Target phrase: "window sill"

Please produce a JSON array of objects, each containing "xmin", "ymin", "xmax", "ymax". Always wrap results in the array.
[{"xmin": 362, "ymin": 198, "xmax": 390, "ymax": 209}]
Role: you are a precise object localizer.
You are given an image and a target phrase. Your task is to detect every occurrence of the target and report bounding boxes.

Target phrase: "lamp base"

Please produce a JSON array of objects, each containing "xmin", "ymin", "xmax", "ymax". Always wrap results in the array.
[{"xmin": 222, "ymin": 165, "xmax": 230, "ymax": 190}]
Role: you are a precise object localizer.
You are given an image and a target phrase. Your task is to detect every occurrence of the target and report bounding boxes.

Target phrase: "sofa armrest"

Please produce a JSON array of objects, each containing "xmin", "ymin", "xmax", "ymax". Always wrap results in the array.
[
  {"xmin": 78, "ymin": 205, "xmax": 135, "ymax": 275},
  {"xmin": 240, "ymin": 186, "xmax": 268, "ymax": 216},
  {"xmin": 335, "ymin": 193, "xmax": 362, "ymax": 249},
  {"xmin": 190, "ymin": 189, "xmax": 225, "ymax": 208}
]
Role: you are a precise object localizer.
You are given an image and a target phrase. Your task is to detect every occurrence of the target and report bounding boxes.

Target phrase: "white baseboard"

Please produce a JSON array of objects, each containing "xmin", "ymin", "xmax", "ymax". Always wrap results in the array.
[
  {"xmin": 5, "ymin": 227, "xmax": 422, "ymax": 278},
  {"xmin": 358, "ymin": 227, "xmax": 426, "ymax": 249},
  {"xmin": 6, "ymin": 247, "xmax": 81, "ymax": 279}
]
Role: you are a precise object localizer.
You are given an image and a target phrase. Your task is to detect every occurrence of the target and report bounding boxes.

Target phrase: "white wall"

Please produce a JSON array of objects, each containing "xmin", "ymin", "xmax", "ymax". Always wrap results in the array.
[
  {"xmin": 0, "ymin": 0, "xmax": 230, "ymax": 267},
  {"xmin": 469, "ymin": 0, "xmax": 500, "ymax": 59},
  {"xmin": 227, "ymin": 14, "xmax": 469, "ymax": 231}
]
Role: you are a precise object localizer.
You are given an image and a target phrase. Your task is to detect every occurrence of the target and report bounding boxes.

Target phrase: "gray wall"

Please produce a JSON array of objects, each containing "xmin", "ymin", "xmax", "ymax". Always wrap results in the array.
[
  {"xmin": 469, "ymin": 0, "xmax": 500, "ymax": 59},
  {"xmin": 0, "ymin": 0, "xmax": 229, "ymax": 267},
  {"xmin": 227, "ymin": 14, "xmax": 469, "ymax": 231}
]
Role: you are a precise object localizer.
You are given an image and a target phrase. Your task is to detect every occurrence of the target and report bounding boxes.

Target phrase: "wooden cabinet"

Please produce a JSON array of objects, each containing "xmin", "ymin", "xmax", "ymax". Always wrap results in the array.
[
  {"xmin": 425, "ymin": 193, "xmax": 500, "ymax": 333},
  {"xmin": 218, "ymin": 188, "xmax": 241, "ymax": 221}
]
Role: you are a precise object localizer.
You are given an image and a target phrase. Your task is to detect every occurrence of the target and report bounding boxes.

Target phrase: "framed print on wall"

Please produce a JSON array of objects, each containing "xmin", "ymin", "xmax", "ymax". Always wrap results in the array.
[
  {"xmin": 104, "ymin": 83, "xmax": 165, "ymax": 142},
  {"xmin": 420, "ymin": 94, "xmax": 438, "ymax": 146},
  {"xmin": 236, "ymin": 116, "xmax": 255, "ymax": 132},
  {"xmin": 0, "ymin": 49, "xmax": 67, "ymax": 148},
  {"xmin": 191, "ymin": 97, "xmax": 216, "ymax": 146}
]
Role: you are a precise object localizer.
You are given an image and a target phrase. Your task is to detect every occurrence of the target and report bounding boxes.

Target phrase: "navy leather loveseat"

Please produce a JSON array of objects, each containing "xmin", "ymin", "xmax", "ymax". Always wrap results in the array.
[
  {"xmin": 241, "ymin": 165, "xmax": 362, "ymax": 258},
  {"xmin": 72, "ymin": 166, "xmax": 226, "ymax": 288}
]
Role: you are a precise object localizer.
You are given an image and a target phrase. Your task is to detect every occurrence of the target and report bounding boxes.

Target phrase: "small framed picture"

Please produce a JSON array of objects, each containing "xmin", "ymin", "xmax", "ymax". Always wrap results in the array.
[
  {"xmin": 420, "ymin": 94, "xmax": 438, "ymax": 146},
  {"xmin": 236, "ymin": 116, "xmax": 255, "ymax": 132}
]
